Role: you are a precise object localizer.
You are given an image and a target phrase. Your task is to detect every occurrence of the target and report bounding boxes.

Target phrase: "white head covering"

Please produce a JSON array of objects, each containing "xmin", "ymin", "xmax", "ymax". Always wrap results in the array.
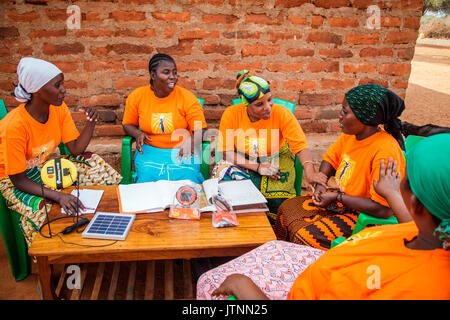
[{"xmin": 14, "ymin": 57, "xmax": 62, "ymax": 102}]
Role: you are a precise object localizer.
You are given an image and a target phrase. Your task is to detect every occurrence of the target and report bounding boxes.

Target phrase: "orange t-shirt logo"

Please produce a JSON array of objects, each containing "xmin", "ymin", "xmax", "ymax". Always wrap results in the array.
[
  {"xmin": 26, "ymin": 141, "xmax": 54, "ymax": 169},
  {"xmin": 336, "ymin": 154, "xmax": 355, "ymax": 192},
  {"xmin": 151, "ymin": 113, "xmax": 174, "ymax": 134}
]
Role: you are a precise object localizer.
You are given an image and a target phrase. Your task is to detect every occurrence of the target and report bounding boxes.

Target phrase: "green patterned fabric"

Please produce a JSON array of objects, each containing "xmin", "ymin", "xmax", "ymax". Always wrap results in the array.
[
  {"xmin": 235, "ymin": 70, "xmax": 270, "ymax": 106},
  {"xmin": 344, "ymin": 83, "xmax": 388, "ymax": 124}
]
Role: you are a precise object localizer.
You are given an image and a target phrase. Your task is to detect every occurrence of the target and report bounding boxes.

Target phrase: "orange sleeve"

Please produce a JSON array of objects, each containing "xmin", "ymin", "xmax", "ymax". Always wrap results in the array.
[
  {"xmin": 182, "ymin": 91, "xmax": 207, "ymax": 132},
  {"xmin": 369, "ymin": 139, "xmax": 406, "ymax": 207},
  {"xmin": 287, "ymin": 264, "xmax": 320, "ymax": 300},
  {"xmin": 278, "ymin": 106, "xmax": 308, "ymax": 155},
  {"xmin": 217, "ymin": 108, "xmax": 236, "ymax": 153},
  {"xmin": 60, "ymin": 103, "xmax": 80, "ymax": 144},
  {"xmin": 122, "ymin": 89, "xmax": 140, "ymax": 127},
  {"xmin": 323, "ymin": 134, "xmax": 344, "ymax": 169},
  {"xmin": 3, "ymin": 122, "xmax": 28, "ymax": 176}
]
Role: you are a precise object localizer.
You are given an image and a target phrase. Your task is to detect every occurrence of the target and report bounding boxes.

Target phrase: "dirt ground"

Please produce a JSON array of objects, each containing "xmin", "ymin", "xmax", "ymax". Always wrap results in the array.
[{"xmin": 0, "ymin": 39, "xmax": 449, "ymax": 300}]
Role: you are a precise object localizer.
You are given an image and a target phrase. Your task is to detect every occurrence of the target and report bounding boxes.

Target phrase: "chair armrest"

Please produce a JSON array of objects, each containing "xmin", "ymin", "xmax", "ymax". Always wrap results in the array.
[
  {"xmin": 353, "ymin": 212, "xmax": 398, "ymax": 235},
  {"xmin": 58, "ymin": 142, "xmax": 71, "ymax": 156},
  {"xmin": 294, "ymin": 155, "xmax": 304, "ymax": 196},
  {"xmin": 121, "ymin": 136, "xmax": 134, "ymax": 185},
  {"xmin": 201, "ymin": 141, "xmax": 211, "ymax": 180}
]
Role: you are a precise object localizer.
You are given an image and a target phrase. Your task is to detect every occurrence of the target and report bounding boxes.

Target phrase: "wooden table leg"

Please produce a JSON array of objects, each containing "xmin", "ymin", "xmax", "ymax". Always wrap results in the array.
[{"xmin": 36, "ymin": 256, "xmax": 58, "ymax": 300}]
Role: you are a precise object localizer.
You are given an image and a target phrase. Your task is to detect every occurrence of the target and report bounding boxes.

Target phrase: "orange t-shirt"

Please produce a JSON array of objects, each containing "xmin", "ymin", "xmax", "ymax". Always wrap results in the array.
[
  {"xmin": 288, "ymin": 222, "xmax": 450, "ymax": 300},
  {"xmin": 122, "ymin": 85, "xmax": 207, "ymax": 149},
  {"xmin": 323, "ymin": 131, "xmax": 405, "ymax": 207},
  {"xmin": 0, "ymin": 103, "xmax": 79, "ymax": 179},
  {"xmin": 217, "ymin": 103, "xmax": 308, "ymax": 157}
]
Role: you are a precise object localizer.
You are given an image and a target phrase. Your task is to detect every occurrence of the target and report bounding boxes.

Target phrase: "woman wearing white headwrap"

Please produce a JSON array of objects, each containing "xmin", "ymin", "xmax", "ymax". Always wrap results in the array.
[{"xmin": 0, "ymin": 57, "xmax": 121, "ymax": 246}]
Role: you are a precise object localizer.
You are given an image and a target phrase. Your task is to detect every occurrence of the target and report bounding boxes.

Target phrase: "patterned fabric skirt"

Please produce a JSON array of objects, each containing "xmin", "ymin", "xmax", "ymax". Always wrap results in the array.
[
  {"xmin": 274, "ymin": 195, "xmax": 359, "ymax": 250},
  {"xmin": 212, "ymin": 144, "xmax": 297, "ymax": 225},
  {"xmin": 196, "ymin": 240, "xmax": 325, "ymax": 300},
  {"xmin": 0, "ymin": 153, "xmax": 122, "ymax": 246}
]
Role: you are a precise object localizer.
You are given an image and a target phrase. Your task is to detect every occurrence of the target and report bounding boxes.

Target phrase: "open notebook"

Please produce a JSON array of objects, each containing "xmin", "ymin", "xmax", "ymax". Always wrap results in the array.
[{"xmin": 200, "ymin": 178, "xmax": 268, "ymax": 213}]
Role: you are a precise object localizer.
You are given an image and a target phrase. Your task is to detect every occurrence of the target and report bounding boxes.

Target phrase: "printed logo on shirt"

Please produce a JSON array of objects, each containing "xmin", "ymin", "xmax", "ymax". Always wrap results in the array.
[
  {"xmin": 26, "ymin": 141, "xmax": 54, "ymax": 170},
  {"xmin": 335, "ymin": 154, "xmax": 355, "ymax": 192},
  {"xmin": 151, "ymin": 113, "xmax": 174, "ymax": 134},
  {"xmin": 344, "ymin": 230, "xmax": 384, "ymax": 246},
  {"xmin": 245, "ymin": 136, "xmax": 268, "ymax": 157}
]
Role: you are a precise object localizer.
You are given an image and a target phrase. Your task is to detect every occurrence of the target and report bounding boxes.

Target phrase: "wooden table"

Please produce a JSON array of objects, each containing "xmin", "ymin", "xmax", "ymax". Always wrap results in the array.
[{"xmin": 28, "ymin": 185, "xmax": 276, "ymax": 299}]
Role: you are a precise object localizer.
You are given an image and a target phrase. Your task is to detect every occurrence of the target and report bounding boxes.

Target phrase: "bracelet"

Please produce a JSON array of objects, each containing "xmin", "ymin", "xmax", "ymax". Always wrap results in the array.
[
  {"xmin": 256, "ymin": 163, "xmax": 261, "ymax": 173},
  {"xmin": 336, "ymin": 191, "xmax": 344, "ymax": 204},
  {"xmin": 302, "ymin": 160, "xmax": 314, "ymax": 165}
]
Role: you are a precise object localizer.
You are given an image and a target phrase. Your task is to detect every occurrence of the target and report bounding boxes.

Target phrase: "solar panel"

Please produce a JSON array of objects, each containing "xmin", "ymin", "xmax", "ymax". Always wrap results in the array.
[{"xmin": 82, "ymin": 212, "xmax": 135, "ymax": 241}]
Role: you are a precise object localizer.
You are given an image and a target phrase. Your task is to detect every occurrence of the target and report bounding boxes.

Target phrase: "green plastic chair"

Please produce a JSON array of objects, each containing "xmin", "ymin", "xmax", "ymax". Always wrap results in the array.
[
  {"xmin": 211, "ymin": 97, "xmax": 304, "ymax": 196},
  {"xmin": 120, "ymin": 97, "xmax": 211, "ymax": 184},
  {"xmin": 330, "ymin": 134, "xmax": 425, "ymax": 249}
]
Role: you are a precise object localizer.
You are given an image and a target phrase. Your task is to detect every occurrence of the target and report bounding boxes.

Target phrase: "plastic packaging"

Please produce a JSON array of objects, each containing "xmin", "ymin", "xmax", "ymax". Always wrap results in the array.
[
  {"xmin": 169, "ymin": 183, "xmax": 201, "ymax": 220},
  {"xmin": 211, "ymin": 194, "xmax": 239, "ymax": 228}
]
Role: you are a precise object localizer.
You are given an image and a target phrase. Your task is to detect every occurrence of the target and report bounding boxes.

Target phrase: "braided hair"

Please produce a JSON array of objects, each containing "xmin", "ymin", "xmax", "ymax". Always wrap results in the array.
[{"xmin": 148, "ymin": 53, "xmax": 176, "ymax": 85}]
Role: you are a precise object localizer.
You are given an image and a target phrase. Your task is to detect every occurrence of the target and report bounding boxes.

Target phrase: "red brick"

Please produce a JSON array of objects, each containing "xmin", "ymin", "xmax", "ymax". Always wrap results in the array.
[
  {"xmin": 379, "ymin": 64, "xmax": 411, "ymax": 76},
  {"xmin": 179, "ymin": 30, "xmax": 219, "ymax": 40},
  {"xmin": 266, "ymin": 62, "xmax": 303, "ymax": 72},
  {"xmin": 81, "ymin": 94, "xmax": 122, "ymax": 108},
  {"xmin": 106, "ymin": 43, "xmax": 153, "ymax": 55},
  {"xmin": 311, "ymin": 16, "xmax": 324, "ymax": 28},
  {"xmin": 203, "ymin": 78, "xmax": 235, "ymax": 90},
  {"xmin": 116, "ymin": 76, "xmax": 149, "ymax": 90},
  {"xmin": 17, "ymin": 46, "xmax": 33, "ymax": 56},
  {"xmin": 400, "ymin": 0, "xmax": 423, "ymax": 10},
  {"xmin": 203, "ymin": 107, "xmax": 225, "ymax": 120},
  {"xmin": 316, "ymin": 108, "xmax": 340, "ymax": 120},
  {"xmin": 314, "ymin": 0, "xmax": 350, "ymax": 8},
  {"xmin": 53, "ymin": 62, "xmax": 79, "ymax": 73},
  {"xmin": 83, "ymin": 12, "xmax": 103, "ymax": 22},
  {"xmin": 307, "ymin": 32, "xmax": 342, "ymax": 45},
  {"xmin": 6, "ymin": 10, "xmax": 40, "ymax": 22},
  {"xmin": 343, "ymin": 62, "xmax": 377, "ymax": 73},
  {"xmin": 177, "ymin": 61, "xmax": 209, "ymax": 72},
  {"xmin": 201, "ymin": 43, "xmax": 235, "ymax": 56},
  {"xmin": 45, "ymin": 9, "xmax": 67, "ymax": 21},
  {"xmin": 0, "ymin": 80, "xmax": 15, "ymax": 91},
  {"xmin": 294, "ymin": 108, "xmax": 313, "ymax": 120},
  {"xmin": 391, "ymin": 79, "xmax": 409, "ymax": 89},
  {"xmin": 321, "ymin": 78, "xmax": 355, "ymax": 90},
  {"xmin": 189, "ymin": 0, "xmax": 224, "ymax": 5},
  {"xmin": 307, "ymin": 61, "xmax": 339, "ymax": 73},
  {"xmin": 43, "ymin": 42, "xmax": 85, "ymax": 55},
  {"xmin": 94, "ymin": 125, "xmax": 125, "ymax": 137},
  {"xmin": 152, "ymin": 12, "xmax": 190, "ymax": 22},
  {"xmin": 223, "ymin": 31, "xmax": 261, "ymax": 39},
  {"xmin": 90, "ymin": 47, "xmax": 109, "ymax": 57},
  {"xmin": 111, "ymin": 11, "xmax": 146, "ymax": 21},
  {"xmin": 114, "ymin": 29, "xmax": 156, "ymax": 38},
  {"xmin": 27, "ymin": 29, "xmax": 66, "ymax": 39},
  {"xmin": 319, "ymin": 49, "xmax": 353, "ymax": 58},
  {"xmin": 75, "ymin": 29, "xmax": 114, "ymax": 38},
  {"xmin": 0, "ymin": 49, "xmax": 10, "ymax": 57},
  {"xmin": 0, "ymin": 27, "xmax": 19, "ymax": 38},
  {"xmin": 199, "ymin": 95, "xmax": 220, "ymax": 105},
  {"xmin": 178, "ymin": 78, "xmax": 196, "ymax": 90},
  {"xmin": 118, "ymin": 0, "xmax": 157, "ymax": 3},
  {"xmin": 403, "ymin": 16, "xmax": 421, "ymax": 29},
  {"xmin": 158, "ymin": 40, "xmax": 192, "ymax": 56},
  {"xmin": 299, "ymin": 93, "xmax": 335, "ymax": 106},
  {"xmin": 380, "ymin": 17, "xmax": 402, "ymax": 27},
  {"xmin": 329, "ymin": 17, "xmax": 359, "ymax": 28},
  {"xmin": 268, "ymin": 31, "xmax": 302, "ymax": 42},
  {"xmin": 397, "ymin": 47, "xmax": 415, "ymax": 60},
  {"xmin": 126, "ymin": 60, "xmax": 148, "ymax": 71},
  {"xmin": 84, "ymin": 60, "xmax": 124, "ymax": 72},
  {"xmin": 346, "ymin": 34, "xmax": 379, "ymax": 45},
  {"xmin": 242, "ymin": 44, "xmax": 280, "ymax": 57},
  {"xmin": 245, "ymin": 14, "xmax": 284, "ymax": 25},
  {"xmin": 329, "ymin": 121, "xmax": 341, "ymax": 132},
  {"xmin": 202, "ymin": 14, "xmax": 238, "ymax": 24},
  {"xmin": 384, "ymin": 31, "xmax": 418, "ymax": 44},
  {"xmin": 359, "ymin": 47, "xmax": 393, "ymax": 57},
  {"xmin": 352, "ymin": 0, "xmax": 372, "ymax": 9},
  {"xmin": 275, "ymin": 0, "xmax": 309, "ymax": 7},
  {"xmin": 301, "ymin": 121, "xmax": 327, "ymax": 133},
  {"xmin": 63, "ymin": 80, "xmax": 87, "ymax": 90},
  {"xmin": 288, "ymin": 16, "xmax": 307, "ymax": 25},
  {"xmin": 225, "ymin": 62, "xmax": 263, "ymax": 72},
  {"xmin": 282, "ymin": 80, "xmax": 317, "ymax": 91},
  {"xmin": 286, "ymin": 48, "xmax": 314, "ymax": 57},
  {"xmin": 358, "ymin": 78, "xmax": 389, "ymax": 88}
]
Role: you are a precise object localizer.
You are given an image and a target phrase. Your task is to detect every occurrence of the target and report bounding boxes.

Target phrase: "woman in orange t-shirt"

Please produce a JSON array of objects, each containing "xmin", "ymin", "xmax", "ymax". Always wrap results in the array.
[
  {"xmin": 122, "ymin": 53, "xmax": 207, "ymax": 184},
  {"xmin": 197, "ymin": 134, "xmax": 450, "ymax": 300},
  {"xmin": 274, "ymin": 84, "xmax": 408, "ymax": 250},
  {"xmin": 214, "ymin": 70, "xmax": 315, "ymax": 223},
  {"xmin": 0, "ymin": 58, "xmax": 121, "ymax": 245}
]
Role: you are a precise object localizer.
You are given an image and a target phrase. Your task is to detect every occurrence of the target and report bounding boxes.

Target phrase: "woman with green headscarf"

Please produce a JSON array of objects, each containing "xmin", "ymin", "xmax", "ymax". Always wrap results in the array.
[
  {"xmin": 214, "ymin": 70, "xmax": 316, "ymax": 224},
  {"xmin": 275, "ymin": 84, "xmax": 407, "ymax": 250}
]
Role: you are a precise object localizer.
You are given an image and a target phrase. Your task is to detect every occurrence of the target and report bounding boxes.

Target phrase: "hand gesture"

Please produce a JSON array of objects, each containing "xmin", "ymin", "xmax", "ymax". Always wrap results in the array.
[
  {"xmin": 373, "ymin": 158, "xmax": 401, "ymax": 199},
  {"xmin": 136, "ymin": 131, "xmax": 151, "ymax": 154},
  {"xmin": 177, "ymin": 136, "xmax": 197, "ymax": 162},
  {"xmin": 82, "ymin": 107, "xmax": 99, "ymax": 123},
  {"xmin": 312, "ymin": 184, "xmax": 327, "ymax": 203},
  {"xmin": 312, "ymin": 191, "xmax": 336, "ymax": 209},
  {"xmin": 58, "ymin": 192, "xmax": 86, "ymax": 215},
  {"xmin": 258, "ymin": 162, "xmax": 280, "ymax": 180}
]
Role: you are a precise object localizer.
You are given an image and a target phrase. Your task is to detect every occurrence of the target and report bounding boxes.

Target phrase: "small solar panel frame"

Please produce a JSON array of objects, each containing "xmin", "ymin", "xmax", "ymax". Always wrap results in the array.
[{"xmin": 82, "ymin": 212, "xmax": 136, "ymax": 241}]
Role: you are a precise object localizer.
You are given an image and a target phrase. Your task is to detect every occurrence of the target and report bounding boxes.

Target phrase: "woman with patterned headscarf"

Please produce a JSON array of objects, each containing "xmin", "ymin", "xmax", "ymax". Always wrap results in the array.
[
  {"xmin": 274, "ymin": 84, "xmax": 407, "ymax": 250},
  {"xmin": 214, "ymin": 70, "xmax": 316, "ymax": 224}
]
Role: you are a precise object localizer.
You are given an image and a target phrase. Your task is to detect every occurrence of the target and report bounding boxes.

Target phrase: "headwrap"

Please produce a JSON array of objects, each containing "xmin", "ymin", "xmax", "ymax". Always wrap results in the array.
[
  {"xmin": 406, "ymin": 133, "xmax": 450, "ymax": 249},
  {"xmin": 235, "ymin": 70, "xmax": 270, "ymax": 106},
  {"xmin": 345, "ymin": 84, "xmax": 406, "ymax": 150},
  {"xmin": 14, "ymin": 57, "xmax": 62, "ymax": 102}
]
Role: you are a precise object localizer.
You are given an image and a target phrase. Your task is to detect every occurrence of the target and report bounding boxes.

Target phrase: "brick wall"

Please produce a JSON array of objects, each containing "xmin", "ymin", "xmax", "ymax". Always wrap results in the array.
[{"xmin": 0, "ymin": 0, "xmax": 423, "ymax": 172}]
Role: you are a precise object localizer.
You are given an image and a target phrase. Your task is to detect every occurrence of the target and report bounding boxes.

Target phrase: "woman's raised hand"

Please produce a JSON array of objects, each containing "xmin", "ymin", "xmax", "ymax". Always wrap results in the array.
[
  {"xmin": 373, "ymin": 158, "xmax": 401, "ymax": 199},
  {"xmin": 83, "ymin": 107, "xmax": 99, "ymax": 123},
  {"xmin": 136, "ymin": 131, "xmax": 152, "ymax": 154}
]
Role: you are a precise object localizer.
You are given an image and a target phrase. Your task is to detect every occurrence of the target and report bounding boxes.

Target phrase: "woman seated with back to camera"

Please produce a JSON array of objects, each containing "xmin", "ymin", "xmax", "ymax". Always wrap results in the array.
[
  {"xmin": 274, "ymin": 84, "xmax": 409, "ymax": 251},
  {"xmin": 0, "ymin": 57, "xmax": 121, "ymax": 246},
  {"xmin": 214, "ymin": 70, "xmax": 316, "ymax": 224},
  {"xmin": 122, "ymin": 53, "xmax": 207, "ymax": 184}
]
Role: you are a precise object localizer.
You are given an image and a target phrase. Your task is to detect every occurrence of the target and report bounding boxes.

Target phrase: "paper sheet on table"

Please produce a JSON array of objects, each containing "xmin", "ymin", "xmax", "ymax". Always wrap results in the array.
[{"xmin": 61, "ymin": 189, "xmax": 104, "ymax": 215}]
